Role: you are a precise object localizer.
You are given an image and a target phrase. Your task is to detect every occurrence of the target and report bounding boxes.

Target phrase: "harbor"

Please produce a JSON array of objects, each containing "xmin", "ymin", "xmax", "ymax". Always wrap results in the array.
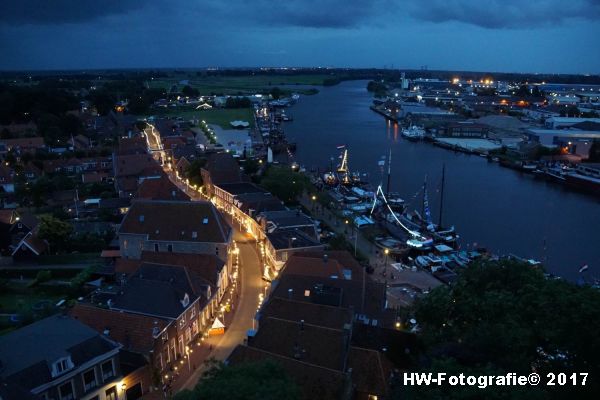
[{"xmin": 283, "ymin": 80, "xmax": 600, "ymax": 282}]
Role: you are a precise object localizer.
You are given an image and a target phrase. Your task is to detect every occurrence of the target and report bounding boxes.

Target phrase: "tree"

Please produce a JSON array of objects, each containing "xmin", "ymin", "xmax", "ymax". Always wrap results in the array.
[
  {"xmin": 185, "ymin": 158, "xmax": 207, "ymax": 187},
  {"xmin": 270, "ymin": 87, "xmax": 282, "ymax": 100},
  {"xmin": 182, "ymin": 85, "xmax": 199, "ymax": 97},
  {"xmin": 588, "ymin": 139, "xmax": 600, "ymax": 162},
  {"xmin": 407, "ymin": 259, "xmax": 600, "ymax": 399},
  {"xmin": 260, "ymin": 166, "xmax": 310, "ymax": 204},
  {"xmin": 37, "ymin": 215, "xmax": 73, "ymax": 253},
  {"xmin": 174, "ymin": 360, "xmax": 300, "ymax": 400}
]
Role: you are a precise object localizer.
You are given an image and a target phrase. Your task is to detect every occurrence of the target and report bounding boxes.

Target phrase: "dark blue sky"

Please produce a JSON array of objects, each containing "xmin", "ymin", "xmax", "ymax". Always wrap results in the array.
[{"xmin": 1, "ymin": 0, "xmax": 599, "ymax": 73}]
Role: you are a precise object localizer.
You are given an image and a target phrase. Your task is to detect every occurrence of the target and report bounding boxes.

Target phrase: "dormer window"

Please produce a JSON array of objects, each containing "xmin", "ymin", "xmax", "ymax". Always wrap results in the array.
[{"xmin": 51, "ymin": 356, "xmax": 74, "ymax": 377}]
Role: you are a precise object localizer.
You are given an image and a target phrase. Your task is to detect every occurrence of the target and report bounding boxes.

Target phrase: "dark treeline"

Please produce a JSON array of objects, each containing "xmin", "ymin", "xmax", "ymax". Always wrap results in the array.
[{"xmin": 2, "ymin": 68, "xmax": 599, "ymax": 85}]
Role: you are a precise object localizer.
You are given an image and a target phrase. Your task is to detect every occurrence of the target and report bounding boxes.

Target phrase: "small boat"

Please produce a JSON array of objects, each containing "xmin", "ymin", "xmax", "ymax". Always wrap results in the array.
[{"xmin": 401, "ymin": 125, "xmax": 425, "ymax": 141}]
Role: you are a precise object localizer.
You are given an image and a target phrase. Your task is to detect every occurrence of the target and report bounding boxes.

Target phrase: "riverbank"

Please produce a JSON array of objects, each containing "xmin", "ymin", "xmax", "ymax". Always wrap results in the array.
[{"xmin": 283, "ymin": 80, "xmax": 599, "ymax": 282}]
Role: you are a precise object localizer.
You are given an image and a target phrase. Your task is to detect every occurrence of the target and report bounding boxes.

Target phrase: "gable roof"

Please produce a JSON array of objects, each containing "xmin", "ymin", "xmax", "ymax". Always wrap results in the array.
[
  {"xmin": 140, "ymin": 251, "xmax": 224, "ymax": 287},
  {"xmin": 0, "ymin": 315, "xmax": 119, "ymax": 390},
  {"xmin": 136, "ymin": 175, "xmax": 190, "ymax": 201},
  {"xmin": 119, "ymin": 200, "xmax": 231, "ymax": 244},
  {"xmin": 202, "ymin": 152, "xmax": 242, "ymax": 184},
  {"xmin": 69, "ymin": 303, "xmax": 168, "ymax": 354},
  {"xmin": 259, "ymin": 297, "xmax": 353, "ymax": 331},
  {"xmin": 271, "ymin": 273, "xmax": 386, "ymax": 319},
  {"xmin": 251, "ymin": 317, "xmax": 349, "ymax": 371},
  {"xmin": 111, "ymin": 262, "xmax": 203, "ymax": 319},
  {"xmin": 11, "ymin": 232, "xmax": 48, "ymax": 256}
]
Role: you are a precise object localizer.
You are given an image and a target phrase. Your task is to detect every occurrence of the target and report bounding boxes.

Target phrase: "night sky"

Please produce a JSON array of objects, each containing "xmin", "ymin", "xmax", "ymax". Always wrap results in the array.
[{"xmin": 1, "ymin": 0, "xmax": 599, "ymax": 73}]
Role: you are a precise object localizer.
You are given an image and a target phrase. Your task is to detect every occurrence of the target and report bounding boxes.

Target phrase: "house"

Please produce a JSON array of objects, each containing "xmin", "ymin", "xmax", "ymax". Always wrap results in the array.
[
  {"xmin": 0, "ymin": 315, "xmax": 125, "ymax": 400},
  {"xmin": 0, "ymin": 136, "xmax": 45, "ymax": 155},
  {"xmin": 200, "ymin": 152, "xmax": 244, "ymax": 197},
  {"xmin": 69, "ymin": 304, "xmax": 164, "ymax": 399},
  {"xmin": 118, "ymin": 200, "xmax": 232, "ymax": 267},
  {"xmin": 94, "ymin": 261, "xmax": 224, "ymax": 373},
  {"xmin": 135, "ymin": 175, "xmax": 190, "ymax": 201},
  {"xmin": 11, "ymin": 231, "xmax": 48, "ymax": 260},
  {"xmin": 228, "ymin": 258, "xmax": 392, "ymax": 400},
  {"xmin": 112, "ymin": 153, "xmax": 163, "ymax": 197}
]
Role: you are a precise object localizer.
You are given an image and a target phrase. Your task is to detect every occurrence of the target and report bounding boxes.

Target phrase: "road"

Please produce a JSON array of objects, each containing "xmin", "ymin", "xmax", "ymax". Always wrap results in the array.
[{"xmin": 160, "ymin": 165, "xmax": 265, "ymax": 391}]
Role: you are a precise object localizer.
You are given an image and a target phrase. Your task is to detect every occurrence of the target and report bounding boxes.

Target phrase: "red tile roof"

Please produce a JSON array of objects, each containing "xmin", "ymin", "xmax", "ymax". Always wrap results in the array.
[
  {"xmin": 119, "ymin": 200, "xmax": 231, "ymax": 244},
  {"xmin": 136, "ymin": 175, "xmax": 190, "ymax": 201},
  {"xmin": 251, "ymin": 317, "xmax": 349, "ymax": 371},
  {"xmin": 140, "ymin": 251, "xmax": 223, "ymax": 287},
  {"xmin": 69, "ymin": 303, "xmax": 168, "ymax": 354},
  {"xmin": 260, "ymin": 297, "xmax": 353, "ymax": 331}
]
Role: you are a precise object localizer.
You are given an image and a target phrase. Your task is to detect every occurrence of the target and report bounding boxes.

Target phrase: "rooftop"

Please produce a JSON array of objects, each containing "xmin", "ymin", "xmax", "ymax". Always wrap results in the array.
[
  {"xmin": 119, "ymin": 200, "xmax": 231, "ymax": 244},
  {"xmin": 0, "ymin": 315, "xmax": 118, "ymax": 390},
  {"xmin": 251, "ymin": 317, "xmax": 349, "ymax": 371},
  {"xmin": 70, "ymin": 303, "xmax": 168, "ymax": 354}
]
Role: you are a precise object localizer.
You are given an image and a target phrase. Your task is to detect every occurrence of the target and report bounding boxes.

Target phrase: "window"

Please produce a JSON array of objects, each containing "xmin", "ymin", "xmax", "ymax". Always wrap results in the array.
[
  {"xmin": 82, "ymin": 368, "xmax": 97, "ymax": 391},
  {"xmin": 101, "ymin": 360, "xmax": 115, "ymax": 380},
  {"xmin": 190, "ymin": 306, "xmax": 196, "ymax": 319},
  {"xmin": 167, "ymin": 244, "xmax": 173, "ymax": 252},
  {"xmin": 185, "ymin": 327, "xmax": 191, "ymax": 343},
  {"xmin": 192, "ymin": 320, "xmax": 198, "ymax": 335},
  {"xmin": 154, "ymin": 243, "xmax": 159, "ymax": 252},
  {"xmin": 105, "ymin": 386, "xmax": 117, "ymax": 400},
  {"xmin": 52, "ymin": 357, "xmax": 73, "ymax": 377},
  {"xmin": 179, "ymin": 315, "xmax": 186, "ymax": 328},
  {"xmin": 58, "ymin": 381, "xmax": 74, "ymax": 400},
  {"xmin": 123, "ymin": 240, "xmax": 128, "ymax": 249}
]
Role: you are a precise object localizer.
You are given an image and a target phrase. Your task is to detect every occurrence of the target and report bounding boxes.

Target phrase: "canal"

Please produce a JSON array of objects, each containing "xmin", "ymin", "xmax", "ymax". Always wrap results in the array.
[{"xmin": 284, "ymin": 80, "xmax": 600, "ymax": 281}]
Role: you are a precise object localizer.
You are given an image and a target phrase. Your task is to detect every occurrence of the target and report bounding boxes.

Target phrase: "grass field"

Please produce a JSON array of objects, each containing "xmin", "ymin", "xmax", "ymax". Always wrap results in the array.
[
  {"xmin": 0, "ymin": 281, "xmax": 66, "ymax": 314},
  {"xmin": 152, "ymin": 107, "xmax": 255, "ymax": 129},
  {"xmin": 147, "ymin": 74, "xmax": 329, "ymax": 95}
]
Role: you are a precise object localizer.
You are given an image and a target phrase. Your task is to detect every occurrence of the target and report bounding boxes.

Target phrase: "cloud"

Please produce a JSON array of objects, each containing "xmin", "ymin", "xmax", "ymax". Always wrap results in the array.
[
  {"xmin": 0, "ymin": 0, "xmax": 147, "ymax": 25},
  {"xmin": 1, "ymin": 0, "xmax": 600, "ymax": 30},
  {"xmin": 406, "ymin": 0, "xmax": 600, "ymax": 29}
]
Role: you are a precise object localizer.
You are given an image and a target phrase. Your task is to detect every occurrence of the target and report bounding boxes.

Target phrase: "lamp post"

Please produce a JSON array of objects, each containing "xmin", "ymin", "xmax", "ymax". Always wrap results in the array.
[
  {"xmin": 311, "ymin": 194, "xmax": 317, "ymax": 211},
  {"xmin": 384, "ymin": 248, "xmax": 389, "ymax": 276}
]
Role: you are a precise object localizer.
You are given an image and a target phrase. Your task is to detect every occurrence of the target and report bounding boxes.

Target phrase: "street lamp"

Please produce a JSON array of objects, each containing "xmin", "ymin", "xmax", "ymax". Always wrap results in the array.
[
  {"xmin": 311, "ymin": 195, "xmax": 317, "ymax": 211},
  {"xmin": 384, "ymin": 248, "xmax": 389, "ymax": 276}
]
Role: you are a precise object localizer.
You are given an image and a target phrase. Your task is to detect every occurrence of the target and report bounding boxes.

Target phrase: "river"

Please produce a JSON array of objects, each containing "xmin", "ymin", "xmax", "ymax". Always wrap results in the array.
[{"xmin": 283, "ymin": 80, "xmax": 600, "ymax": 281}]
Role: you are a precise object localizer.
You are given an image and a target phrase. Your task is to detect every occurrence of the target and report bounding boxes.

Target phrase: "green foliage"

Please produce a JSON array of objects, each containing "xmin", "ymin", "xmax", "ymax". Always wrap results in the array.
[
  {"xmin": 70, "ymin": 266, "xmax": 95, "ymax": 289},
  {"xmin": 367, "ymin": 80, "xmax": 387, "ymax": 97},
  {"xmin": 185, "ymin": 158, "xmax": 207, "ymax": 187},
  {"xmin": 182, "ymin": 85, "xmax": 200, "ymax": 97},
  {"xmin": 37, "ymin": 215, "xmax": 73, "ymax": 253},
  {"xmin": 35, "ymin": 270, "xmax": 52, "ymax": 284},
  {"xmin": 269, "ymin": 87, "xmax": 282, "ymax": 100},
  {"xmin": 409, "ymin": 259, "xmax": 600, "ymax": 399},
  {"xmin": 259, "ymin": 166, "xmax": 309, "ymax": 204},
  {"xmin": 175, "ymin": 360, "xmax": 300, "ymax": 400},
  {"xmin": 225, "ymin": 96, "xmax": 252, "ymax": 108},
  {"xmin": 242, "ymin": 158, "xmax": 260, "ymax": 175}
]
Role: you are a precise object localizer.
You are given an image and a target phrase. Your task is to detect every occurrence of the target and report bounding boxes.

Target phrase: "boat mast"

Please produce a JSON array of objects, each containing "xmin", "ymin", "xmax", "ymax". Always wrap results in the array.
[
  {"xmin": 386, "ymin": 148, "xmax": 392, "ymax": 197},
  {"xmin": 438, "ymin": 163, "xmax": 445, "ymax": 228},
  {"xmin": 421, "ymin": 175, "xmax": 427, "ymax": 224}
]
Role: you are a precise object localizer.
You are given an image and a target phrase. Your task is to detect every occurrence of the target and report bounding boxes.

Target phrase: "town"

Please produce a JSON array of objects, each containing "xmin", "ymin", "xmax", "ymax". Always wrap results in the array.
[
  {"xmin": 1, "ymin": 1, "xmax": 600, "ymax": 399},
  {"xmin": 0, "ymin": 67, "xmax": 598, "ymax": 400}
]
